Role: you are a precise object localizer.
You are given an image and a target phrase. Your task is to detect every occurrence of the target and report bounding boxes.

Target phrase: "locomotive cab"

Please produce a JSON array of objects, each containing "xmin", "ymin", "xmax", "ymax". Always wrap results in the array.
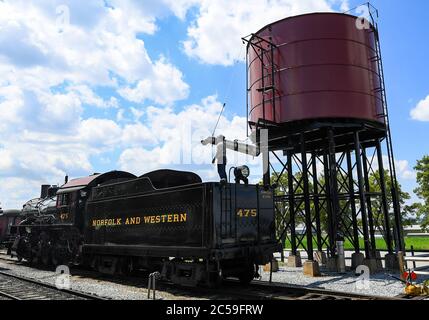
[{"xmin": 56, "ymin": 189, "xmax": 89, "ymax": 230}]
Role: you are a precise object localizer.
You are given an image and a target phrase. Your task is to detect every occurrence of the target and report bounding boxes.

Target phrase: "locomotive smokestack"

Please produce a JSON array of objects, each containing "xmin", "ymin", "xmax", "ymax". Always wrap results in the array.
[{"xmin": 40, "ymin": 184, "xmax": 50, "ymax": 199}]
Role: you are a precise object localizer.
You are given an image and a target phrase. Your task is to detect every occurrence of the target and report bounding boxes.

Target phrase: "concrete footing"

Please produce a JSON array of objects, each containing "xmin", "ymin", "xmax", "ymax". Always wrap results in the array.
[
  {"xmin": 385, "ymin": 253, "xmax": 399, "ymax": 271},
  {"xmin": 327, "ymin": 257, "xmax": 338, "ymax": 272},
  {"xmin": 375, "ymin": 251, "xmax": 383, "ymax": 270},
  {"xmin": 351, "ymin": 252, "xmax": 365, "ymax": 270},
  {"xmin": 313, "ymin": 251, "xmax": 327, "ymax": 265},
  {"xmin": 263, "ymin": 258, "xmax": 279, "ymax": 272},
  {"xmin": 363, "ymin": 258, "xmax": 378, "ymax": 274},
  {"xmin": 303, "ymin": 260, "xmax": 320, "ymax": 277},
  {"xmin": 287, "ymin": 251, "xmax": 302, "ymax": 267},
  {"xmin": 326, "ymin": 256, "xmax": 348, "ymax": 273}
]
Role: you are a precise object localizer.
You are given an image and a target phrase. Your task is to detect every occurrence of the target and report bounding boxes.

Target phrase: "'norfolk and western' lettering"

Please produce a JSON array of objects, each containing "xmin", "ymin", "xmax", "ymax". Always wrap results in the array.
[{"xmin": 91, "ymin": 213, "xmax": 187, "ymax": 227}]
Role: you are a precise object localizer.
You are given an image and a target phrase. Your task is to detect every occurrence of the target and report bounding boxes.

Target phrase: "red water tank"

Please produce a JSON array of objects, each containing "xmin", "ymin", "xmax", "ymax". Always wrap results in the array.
[{"xmin": 247, "ymin": 13, "xmax": 384, "ymax": 129}]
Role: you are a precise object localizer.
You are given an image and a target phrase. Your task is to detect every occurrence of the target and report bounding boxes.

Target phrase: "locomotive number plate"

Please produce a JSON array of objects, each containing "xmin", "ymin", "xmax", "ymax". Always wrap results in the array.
[
  {"xmin": 236, "ymin": 209, "xmax": 257, "ymax": 217},
  {"xmin": 60, "ymin": 213, "xmax": 69, "ymax": 220}
]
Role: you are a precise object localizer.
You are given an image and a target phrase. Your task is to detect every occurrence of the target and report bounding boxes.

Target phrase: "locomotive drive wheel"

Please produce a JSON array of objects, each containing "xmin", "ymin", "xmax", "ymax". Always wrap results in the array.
[
  {"xmin": 51, "ymin": 254, "xmax": 62, "ymax": 267},
  {"xmin": 51, "ymin": 245, "xmax": 65, "ymax": 267},
  {"xmin": 28, "ymin": 252, "xmax": 38, "ymax": 266}
]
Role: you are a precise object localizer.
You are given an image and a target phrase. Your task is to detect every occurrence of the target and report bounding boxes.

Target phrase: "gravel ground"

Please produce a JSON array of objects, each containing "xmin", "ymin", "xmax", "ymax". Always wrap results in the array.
[
  {"xmin": 259, "ymin": 250, "xmax": 429, "ymax": 298},
  {"xmin": 258, "ymin": 265, "xmax": 407, "ymax": 297},
  {"xmin": 0, "ymin": 253, "xmax": 203, "ymax": 300},
  {"xmin": 1, "ymin": 251, "xmax": 428, "ymax": 299}
]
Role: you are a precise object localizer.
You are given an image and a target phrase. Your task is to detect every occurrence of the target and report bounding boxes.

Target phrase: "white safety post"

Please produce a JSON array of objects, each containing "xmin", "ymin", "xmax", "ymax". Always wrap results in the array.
[{"xmin": 336, "ymin": 241, "xmax": 346, "ymax": 273}]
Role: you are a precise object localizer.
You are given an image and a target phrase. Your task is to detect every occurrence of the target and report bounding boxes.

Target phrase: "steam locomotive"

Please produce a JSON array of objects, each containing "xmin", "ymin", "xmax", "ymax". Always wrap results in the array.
[{"xmin": 8, "ymin": 169, "xmax": 279, "ymax": 286}]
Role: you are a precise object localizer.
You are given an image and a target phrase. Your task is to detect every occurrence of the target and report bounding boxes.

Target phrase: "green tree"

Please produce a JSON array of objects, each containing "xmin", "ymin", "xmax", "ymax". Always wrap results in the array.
[
  {"xmin": 414, "ymin": 155, "xmax": 429, "ymax": 230},
  {"xmin": 368, "ymin": 169, "xmax": 417, "ymax": 235}
]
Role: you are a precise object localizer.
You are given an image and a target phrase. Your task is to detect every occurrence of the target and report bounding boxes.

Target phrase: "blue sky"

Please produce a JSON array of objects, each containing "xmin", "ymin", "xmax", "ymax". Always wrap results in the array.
[
  {"xmin": 357, "ymin": 0, "xmax": 429, "ymax": 202},
  {"xmin": 0, "ymin": 0, "xmax": 428, "ymax": 208}
]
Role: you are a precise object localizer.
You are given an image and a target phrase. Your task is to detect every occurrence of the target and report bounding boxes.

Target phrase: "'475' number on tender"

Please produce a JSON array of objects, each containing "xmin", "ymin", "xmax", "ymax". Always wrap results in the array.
[{"xmin": 236, "ymin": 209, "xmax": 257, "ymax": 217}]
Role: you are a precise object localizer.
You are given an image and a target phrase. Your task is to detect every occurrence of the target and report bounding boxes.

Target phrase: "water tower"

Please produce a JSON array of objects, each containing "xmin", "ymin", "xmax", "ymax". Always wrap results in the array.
[{"xmin": 243, "ymin": 8, "xmax": 402, "ymax": 271}]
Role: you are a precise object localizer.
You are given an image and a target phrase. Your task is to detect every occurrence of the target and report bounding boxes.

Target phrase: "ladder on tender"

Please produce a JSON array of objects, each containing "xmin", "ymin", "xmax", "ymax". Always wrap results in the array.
[{"xmin": 220, "ymin": 185, "xmax": 236, "ymax": 242}]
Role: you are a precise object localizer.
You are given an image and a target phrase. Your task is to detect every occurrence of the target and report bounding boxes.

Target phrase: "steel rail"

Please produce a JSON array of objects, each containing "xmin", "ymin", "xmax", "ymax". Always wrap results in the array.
[{"xmin": 0, "ymin": 270, "xmax": 107, "ymax": 300}]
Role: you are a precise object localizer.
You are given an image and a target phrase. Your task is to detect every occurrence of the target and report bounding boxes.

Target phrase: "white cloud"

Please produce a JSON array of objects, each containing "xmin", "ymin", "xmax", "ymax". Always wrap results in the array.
[
  {"xmin": 0, "ymin": 1, "xmax": 190, "ymax": 96},
  {"xmin": 395, "ymin": 159, "xmax": 416, "ymax": 180},
  {"xmin": 0, "ymin": 0, "xmax": 356, "ymax": 209},
  {"xmin": 67, "ymin": 85, "xmax": 118, "ymax": 109},
  {"xmin": 377, "ymin": 156, "xmax": 416, "ymax": 181},
  {"xmin": 118, "ymin": 147, "xmax": 164, "ymax": 174},
  {"xmin": 182, "ymin": 0, "xmax": 334, "ymax": 65},
  {"xmin": 121, "ymin": 123, "xmax": 158, "ymax": 147},
  {"xmin": 339, "ymin": 0, "xmax": 350, "ymax": 12},
  {"xmin": 118, "ymin": 57, "xmax": 189, "ymax": 105},
  {"xmin": 0, "ymin": 85, "xmax": 83, "ymax": 134},
  {"xmin": 0, "ymin": 0, "xmax": 193, "ymax": 208},
  {"xmin": 130, "ymin": 107, "xmax": 145, "ymax": 121},
  {"xmin": 410, "ymin": 95, "xmax": 429, "ymax": 121},
  {"xmin": 160, "ymin": 0, "xmax": 200, "ymax": 20},
  {"xmin": 0, "ymin": 178, "xmax": 44, "ymax": 209},
  {"xmin": 118, "ymin": 95, "xmax": 261, "ymax": 179},
  {"xmin": 78, "ymin": 118, "xmax": 122, "ymax": 148}
]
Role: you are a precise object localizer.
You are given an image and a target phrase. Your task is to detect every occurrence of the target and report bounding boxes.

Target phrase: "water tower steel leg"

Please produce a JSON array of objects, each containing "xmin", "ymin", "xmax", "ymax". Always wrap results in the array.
[
  {"xmin": 346, "ymin": 149, "xmax": 360, "ymax": 253},
  {"xmin": 362, "ymin": 147, "xmax": 377, "ymax": 256},
  {"xmin": 287, "ymin": 150, "xmax": 297, "ymax": 256},
  {"xmin": 323, "ymin": 150, "xmax": 335, "ymax": 257},
  {"xmin": 376, "ymin": 139, "xmax": 393, "ymax": 254},
  {"xmin": 300, "ymin": 133, "xmax": 313, "ymax": 260},
  {"xmin": 328, "ymin": 129, "xmax": 340, "ymax": 242},
  {"xmin": 354, "ymin": 132, "xmax": 371, "ymax": 258},
  {"xmin": 311, "ymin": 151, "xmax": 323, "ymax": 252},
  {"xmin": 392, "ymin": 190, "xmax": 404, "ymax": 252}
]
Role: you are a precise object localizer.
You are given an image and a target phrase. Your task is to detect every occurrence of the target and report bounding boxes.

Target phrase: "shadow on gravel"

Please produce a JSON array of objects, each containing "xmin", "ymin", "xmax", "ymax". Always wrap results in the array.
[{"xmin": 1, "ymin": 257, "xmax": 218, "ymax": 299}]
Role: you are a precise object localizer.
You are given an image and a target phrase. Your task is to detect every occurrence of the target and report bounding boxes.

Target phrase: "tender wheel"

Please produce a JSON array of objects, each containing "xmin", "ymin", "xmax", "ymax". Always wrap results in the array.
[
  {"xmin": 118, "ymin": 257, "xmax": 134, "ymax": 275},
  {"xmin": 41, "ymin": 247, "xmax": 52, "ymax": 267},
  {"xmin": 238, "ymin": 264, "xmax": 256, "ymax": 285},
  {"xmin": 206, "ymin": 271, "xmax": 223, "ymax": 288}
]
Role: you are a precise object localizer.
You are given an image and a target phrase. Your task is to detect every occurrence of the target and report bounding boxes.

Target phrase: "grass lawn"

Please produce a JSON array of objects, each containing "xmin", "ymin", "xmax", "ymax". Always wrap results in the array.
[{"xmin": 283, "ymin": 236, "xmax": 429, "ymax": 251}]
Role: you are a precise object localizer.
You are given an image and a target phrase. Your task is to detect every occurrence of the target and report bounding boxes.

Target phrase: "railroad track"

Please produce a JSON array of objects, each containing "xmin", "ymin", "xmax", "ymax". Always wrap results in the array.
[
  {"xmin": 132, "ymin": 276, "xmax": 406, "ymax": 300},
  {"xmin": 0, "ymin": 252, "xmax": 423, "ymax": 300},
  {"xmin": 219, "ymin": 280, "xmax": 405, "ymax": 300},
  {"xmin": 0, "ymin": 270, "xmax": 107, "ymax": 300}
]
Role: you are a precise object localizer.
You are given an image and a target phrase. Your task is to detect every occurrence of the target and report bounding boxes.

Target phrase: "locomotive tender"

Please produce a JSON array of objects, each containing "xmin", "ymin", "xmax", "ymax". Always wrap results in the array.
[{"xmin": 10, "ymin": 169, "xmax": 279, "ymax": 286}]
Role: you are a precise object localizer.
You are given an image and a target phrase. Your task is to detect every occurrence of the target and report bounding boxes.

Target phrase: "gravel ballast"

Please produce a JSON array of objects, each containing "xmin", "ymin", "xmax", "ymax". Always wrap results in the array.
[
  {"xmin": 0, "ymin": 253, "xmax": 200, "ymax": 300},
  {"xmin": 259, "ymin": 265, "xmax": 409, "ymax": 297},
  {"xmin": 1, "ymin": 251, "xmax": 428, "ymax": 299}
]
